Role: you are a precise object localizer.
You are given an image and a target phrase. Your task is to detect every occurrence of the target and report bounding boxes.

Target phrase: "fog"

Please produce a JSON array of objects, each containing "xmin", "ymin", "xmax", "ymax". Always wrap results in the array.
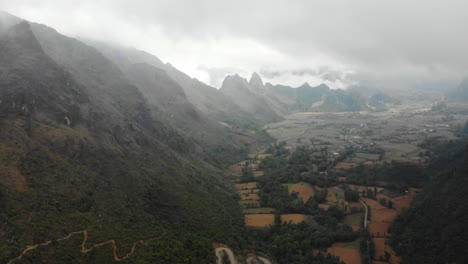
[{"xmin": 1, "ymin": 0, "xmax": 467, "ymax": 89}]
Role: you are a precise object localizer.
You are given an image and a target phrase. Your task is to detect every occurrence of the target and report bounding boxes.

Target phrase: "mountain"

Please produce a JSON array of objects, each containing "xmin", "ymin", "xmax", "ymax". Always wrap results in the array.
[
  {"xmin": 222, "ymin": 73, "xmax": 379, "ymax": 114},
  {"xmin": 90, "ymin": 42, "xmax": 262, "ymax": 130},
  {"xmin": 249, "ymin": 72, "xmax": 265, "ymax": 91},
  {"xmin": 220, "ymin": 74, "xmax": 283, "ymax": 122},
  {"xmin": 447, "ymin": 76, "xmax": 468, "ymax": 101},
  {"xmin": 0, "ymin": 14, "xmax": 246, "ymax": 263}
]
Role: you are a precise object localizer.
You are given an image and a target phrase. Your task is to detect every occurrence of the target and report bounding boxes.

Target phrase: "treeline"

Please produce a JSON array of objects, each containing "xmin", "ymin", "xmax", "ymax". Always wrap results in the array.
[{"xmin": 246, "ymin": 221, "xmax": 355, "ymax": 263}]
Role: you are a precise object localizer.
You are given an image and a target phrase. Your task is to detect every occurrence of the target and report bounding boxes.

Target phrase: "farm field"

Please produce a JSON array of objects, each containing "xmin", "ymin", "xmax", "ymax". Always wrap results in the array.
[
  {"xmin": 238, "ymin": 189, "xmax": 260, "ymax": 195},
  {"xmin": 265, "ymin": 103, "xmax": 465, "ymax": 164},
  {"xmin": 280, "ymin": 214, "xmax": 313, "ymax": 224},
  {"xmin": 344, "ymin": 213, "xmax": 362, "ymax": 230},
  {"xmin": 373, "ymin": 238, "xmax": 388, "ymax": 261},
  {"xmin": 327, "ymin": 240, "xmax": 362, "ymax": 264},
  {"xmin": 245, "ymin": 214, "xmax": 275, "ymax": 227},
  {"xmin": 286, "ymin": 182, "xmax": 315, "ymax": 202},
  {"xmin": 239, "ymin": 193, "xmax": 260, "ymax": 201},
  {"xmin": 368, "ymin": 222, "xmax": 390, "ymax": 237}
]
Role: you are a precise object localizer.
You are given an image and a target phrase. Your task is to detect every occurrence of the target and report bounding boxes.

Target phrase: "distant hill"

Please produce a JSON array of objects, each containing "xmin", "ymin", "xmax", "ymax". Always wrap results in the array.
[
  {"xmin": 447, "ymin": 76, "xmax": 468, "ymax": 101},
  {"xmin": 221, "ymin": 73, "xmax": 395, "ymax": 114},
  {"xmin": 220, "ymin": 74, "xmax": 283, "ymax": 122}
]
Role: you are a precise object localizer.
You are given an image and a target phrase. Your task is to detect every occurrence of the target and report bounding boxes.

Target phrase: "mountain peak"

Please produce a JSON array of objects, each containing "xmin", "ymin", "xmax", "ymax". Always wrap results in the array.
[{"xmin": 249, "ymin": 72, "xmax": 264, "ymax": 89}]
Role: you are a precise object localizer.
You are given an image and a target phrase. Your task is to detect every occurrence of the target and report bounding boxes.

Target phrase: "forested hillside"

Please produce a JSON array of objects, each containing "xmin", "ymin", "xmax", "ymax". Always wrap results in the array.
[
  {"xmin": 0, "ymin": 15, "xmax": 247, "ymax": 263},
  {"xmin": 390, "ymin": 141, "xmax": 468, "ymax": 264}
]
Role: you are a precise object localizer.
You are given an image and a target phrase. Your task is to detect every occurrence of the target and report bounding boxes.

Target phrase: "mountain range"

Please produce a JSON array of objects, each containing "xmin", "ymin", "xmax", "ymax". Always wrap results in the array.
[{"xmin": 0, "ymin": 11, "xmax": 400, "ymax": 263}]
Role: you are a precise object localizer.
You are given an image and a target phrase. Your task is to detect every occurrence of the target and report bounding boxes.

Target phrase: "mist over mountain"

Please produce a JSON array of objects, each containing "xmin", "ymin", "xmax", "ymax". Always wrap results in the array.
[
  {"xmin": 1, "ymin": 3, "xmax": 468, "ymax": 264},
  {"xmin": 220, "ymin": 72, "xmax": 398, "ymax": 113}
]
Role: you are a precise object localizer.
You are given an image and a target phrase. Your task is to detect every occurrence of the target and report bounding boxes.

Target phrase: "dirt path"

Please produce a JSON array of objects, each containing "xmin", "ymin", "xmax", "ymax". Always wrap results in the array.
[
  {"xmin": 215, "ymin": 247, "xmax": 237, "ymax": 264},
  {"xmin": 7, "ymin": 230, "xmax": 162, "ymax": 264}
]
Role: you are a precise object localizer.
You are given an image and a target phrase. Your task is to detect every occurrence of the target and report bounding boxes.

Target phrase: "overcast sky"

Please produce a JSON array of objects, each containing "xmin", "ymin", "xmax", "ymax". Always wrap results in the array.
[{"xmin": 2, "ymin": 0, "xmax": 468, "ymax": 89}]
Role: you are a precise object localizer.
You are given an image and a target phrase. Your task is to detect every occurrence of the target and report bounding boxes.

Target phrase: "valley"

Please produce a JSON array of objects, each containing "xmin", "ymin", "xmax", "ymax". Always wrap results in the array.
[
  {"xmin": 1, "ymin": 8, "xmax": 468, "ymax": 264},
  {"xmin": 213, "ymin": 100, "xmax": 467, "ymax": 264}
]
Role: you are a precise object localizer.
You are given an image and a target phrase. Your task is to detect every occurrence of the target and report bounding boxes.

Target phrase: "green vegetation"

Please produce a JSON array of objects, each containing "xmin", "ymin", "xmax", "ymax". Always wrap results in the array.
[
  {"xmin": 243, "ymin": 143, "xmax": 360, "ymax": 263},
  {"xmin": 246, "ymin": 221, "xmax": 355, "ymax": 263},
  {"xmin": 0, "ymin": 119, "xmax": 245, "ymax": 263},
  {"xmin": 390, "ymin": 141, "xmax": 468, "ymax": 264}
]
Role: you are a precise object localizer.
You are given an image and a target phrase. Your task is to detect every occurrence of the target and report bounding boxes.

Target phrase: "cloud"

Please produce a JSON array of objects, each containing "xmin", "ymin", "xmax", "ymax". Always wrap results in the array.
[{"xmin": 1, "ymin": 0, "xmax": 467, "ymax": 89}]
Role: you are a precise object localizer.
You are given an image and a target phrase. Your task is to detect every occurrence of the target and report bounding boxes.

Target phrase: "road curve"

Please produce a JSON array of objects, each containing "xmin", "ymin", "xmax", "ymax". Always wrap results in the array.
[
  {"xmin": 359, "ymin": 199, "xmax": 368, "ymax": 228},
  {"xmin": 7, "ymin": 230, "xmax": 162, "ymax": 264},
  {"xmin": 215, "ymin": 247, "xmax": 238, "ymax": 264}
]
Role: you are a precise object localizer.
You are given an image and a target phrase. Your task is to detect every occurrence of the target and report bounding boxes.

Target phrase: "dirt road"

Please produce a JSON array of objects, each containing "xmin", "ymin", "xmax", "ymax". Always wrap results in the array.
[
  {"xmin": 215, "ymin": 247, "xmax": 238, "ymax": 264},
  {"xmin": 7, "ymin": 230, "xmax": 161, "ymax": 264}
]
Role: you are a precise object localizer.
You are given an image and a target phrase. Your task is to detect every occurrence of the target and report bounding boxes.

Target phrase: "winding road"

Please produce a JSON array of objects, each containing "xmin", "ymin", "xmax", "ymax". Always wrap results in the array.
[
  {"xmin": 215, "ymin": 247, "xmax": 238, "ymax": 264},
  {"xmin": 7, "ymin": 230, "xmax": 163, "ymax": 264}
]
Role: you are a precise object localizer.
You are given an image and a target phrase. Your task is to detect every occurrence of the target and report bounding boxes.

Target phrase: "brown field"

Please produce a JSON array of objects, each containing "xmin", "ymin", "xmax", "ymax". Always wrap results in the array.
[
  {"xmin": 257, "ymin": 153, "xmax": 272, "ymax": 159},
  {"xmin": 253, "ymin": 171, "xmax": 265, "ymax": 177},
  {"xmin": 288, "ymin": 182, "xmax": 314, "ymax": 202},
  {"xmin": 327, "ymin": 241, "xmax": 362, "ymax": 264},
  {"xmin": 318, "ymin": 203, "xmax": 330, "ymax": 210},
  {"xmin": 349, "ymin": 202, "xmax": 364, "ymax": 210},
  {"xmin": 371, "ymin": 208, "xmax": 398, "ymax": 222},
  {"xmin": 373, "ymin": 238, "xmax": 388, "ymax": 260},
  {"xmin": 280, "ymin": 214, "xmax": 312, "ymax": 224},
  {"xmin": 338, "ymin": 176, "xmax": 346, "ymax": 182},
  {"xmin": 228, "ymin": 164, "xmax": 243, "ymax": 172},
  {"xmin": 235, "ymin": 182, "xmax": 258, "ymax": 190},
  {"xmin": 238, "ymin": 189, "xmax": 260, "ymax": 195},
  {"xmin": 240, "ymin": 193, "xmax": 260, "ymax": 201},
  {"xmin": 334, "ymin": 162, "xmax": 357, "ymax": 170},
  {"xmin": 368, "ymin": 222, "xmax": 390, "ymax": 237},
  {"xmin": 386, "ymin": 246, "xmax": 401, "ymax": 264},
  {"xmin": 245, "ymin": 214, "xmax": 275, "ymax": 227},
  {"xmin": 376, "ymin": 193, "xmax": 393, "ymax": 201},
  {"xmin": 362, "ymin": 198, "xmax": 387, "ymax": 211},
  {"xmin": 391, "ymin": 195, "xmax": 413, "ymax": 211}
]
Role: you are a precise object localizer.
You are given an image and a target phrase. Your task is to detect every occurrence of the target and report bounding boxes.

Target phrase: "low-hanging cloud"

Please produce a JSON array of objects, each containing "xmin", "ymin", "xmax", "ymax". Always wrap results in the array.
[{"xmin": 1, "ymin": 0, "xmax": 467, "ymax": 89}]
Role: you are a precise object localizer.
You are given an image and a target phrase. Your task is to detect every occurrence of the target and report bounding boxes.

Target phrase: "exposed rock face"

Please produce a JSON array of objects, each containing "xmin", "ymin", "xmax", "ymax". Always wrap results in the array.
[{"xmin": 249, "ymin": 72, "xmax": 265, "ymax": 90}]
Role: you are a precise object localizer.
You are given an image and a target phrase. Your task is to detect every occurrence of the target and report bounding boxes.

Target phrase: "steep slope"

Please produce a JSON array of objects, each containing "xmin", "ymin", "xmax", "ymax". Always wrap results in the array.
[
  {"xmin": 390, "ymin": 142, "xmax": 468, "ymax": 264},
  {"xmin": 118, "ymin": 62, "xmax": 229, "ymax": 150},
  {"xmin": 91, "ymin": 43, "xmax": 262, "ymax": 130},
  {"xmin": 220, "ymin": 74, "xmax": 283, "ymax": 123},
  {"xmin": 0, "ymin": 18, "xmax": 244, "ymax": 263}
]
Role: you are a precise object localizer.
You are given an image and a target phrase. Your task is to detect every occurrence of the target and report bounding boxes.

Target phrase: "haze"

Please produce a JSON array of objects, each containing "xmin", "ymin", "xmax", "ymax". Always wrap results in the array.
[{"xmin": 1, "ymin": 0, "xmax": 467, "ymax": 89}]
